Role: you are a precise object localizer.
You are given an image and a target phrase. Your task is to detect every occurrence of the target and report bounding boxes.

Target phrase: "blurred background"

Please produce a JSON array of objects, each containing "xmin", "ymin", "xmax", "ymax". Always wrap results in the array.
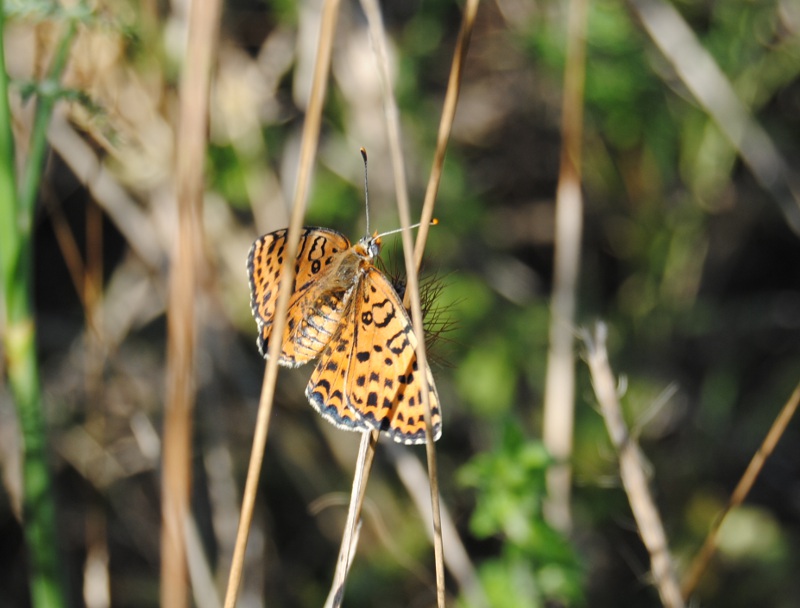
[{"xmin": 2, "ymin": 0, "xmax": 800, "ymax": 606}]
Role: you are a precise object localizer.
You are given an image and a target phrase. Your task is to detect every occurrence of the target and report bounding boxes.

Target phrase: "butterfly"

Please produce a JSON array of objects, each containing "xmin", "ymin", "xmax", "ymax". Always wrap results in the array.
[{"xmin": 247, "ymin": 225, "xmax": 442, "ymax": 445}]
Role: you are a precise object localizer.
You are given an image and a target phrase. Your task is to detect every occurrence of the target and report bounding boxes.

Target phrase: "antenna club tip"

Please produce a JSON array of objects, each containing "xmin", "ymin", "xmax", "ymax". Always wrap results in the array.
[
  {"xmin": 360, "ymin": 147, "xmax": 368, "ymax": 161},
  {"xmin": 431, "ymin": 218, "xmax": 439, "ymax": 226}
]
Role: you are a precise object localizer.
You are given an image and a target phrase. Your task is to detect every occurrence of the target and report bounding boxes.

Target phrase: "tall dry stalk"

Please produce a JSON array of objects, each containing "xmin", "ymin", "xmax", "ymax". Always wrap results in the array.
[
  {"xmin": 326, "ymin": 0, "xmax": 482, "ymax": 605},
  {"xmin": 584, "ymin": 324, "xmax": 685, "ymax": 608},
  {"xmin": 223, "ymin": 1, "xmax": 343, "ymax": 606},
  {"xmin": 681, "ymin": 381, "xmax": 800, "ymax": 600},
  {"xmin": 161, "ymin": 1, "xmax": 221, "ymax": 606},
  {"xmin": 629, "ymin": 0, "xmax": 800, "ymax": 235},
  {"xmin": 542, "ymin": 0, "xmax": 589, "ymax": 534}
]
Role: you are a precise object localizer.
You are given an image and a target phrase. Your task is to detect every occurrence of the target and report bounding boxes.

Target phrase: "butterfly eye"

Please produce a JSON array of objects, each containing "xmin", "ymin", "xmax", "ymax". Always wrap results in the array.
[{"xmin": 368, "ymin": 240, "xmax": 381, "ymax": 258}]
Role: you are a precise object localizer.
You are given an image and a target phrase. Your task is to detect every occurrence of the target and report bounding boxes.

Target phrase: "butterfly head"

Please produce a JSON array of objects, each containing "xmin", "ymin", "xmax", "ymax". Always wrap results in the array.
[{"xmin": 356, "ymin": 232, "xmax": 382, "ymax": 260}]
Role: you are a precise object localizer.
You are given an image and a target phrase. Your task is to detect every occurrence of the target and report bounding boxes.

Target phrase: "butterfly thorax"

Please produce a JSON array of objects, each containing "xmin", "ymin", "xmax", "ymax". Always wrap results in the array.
[
  {"xmin": 328, "ymin": 242, "xmax": 373, "ymax": 290},
  {"xmin": 318, "ymin": 235, "xmax": 382, "ymax": 308}
]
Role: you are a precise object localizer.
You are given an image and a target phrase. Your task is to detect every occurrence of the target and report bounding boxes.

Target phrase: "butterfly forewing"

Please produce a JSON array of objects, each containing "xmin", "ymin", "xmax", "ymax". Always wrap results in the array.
[
  {"xmin": 344, "ymin": 268, "xmax": 442, "ymax": 445},
  {"xmin": 248, "ymin": 227, "xmax": 351, "ymax": 366}
]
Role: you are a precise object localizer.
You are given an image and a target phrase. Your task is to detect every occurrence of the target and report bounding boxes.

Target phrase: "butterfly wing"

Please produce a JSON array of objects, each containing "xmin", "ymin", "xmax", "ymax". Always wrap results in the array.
[
  {"xmin": 343, "ymin": 267, "xmax": 442, "ymax": 444},
  {"xmin": 248, "ymin": 227, "xmax": 351, "ymax": 366},
  {"xmin": 305, "ymin": 307, "xmax": 370, "ymax": 433}
]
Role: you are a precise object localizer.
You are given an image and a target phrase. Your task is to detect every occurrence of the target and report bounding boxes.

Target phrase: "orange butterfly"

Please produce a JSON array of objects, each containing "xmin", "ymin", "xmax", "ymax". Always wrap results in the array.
[{"xmin": 247, "ymin": 225, "xmax": 442, "ymax": 445}]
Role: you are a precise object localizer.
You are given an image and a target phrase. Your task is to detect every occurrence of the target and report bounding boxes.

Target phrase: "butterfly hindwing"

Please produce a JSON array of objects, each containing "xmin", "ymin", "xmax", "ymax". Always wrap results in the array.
[
  {"xmin": 344, "ymin": 268, "xmax": 442, "ymax": 445},
  {"xmin": 305, "ymin": 309, "xmax": 369, "ymax": 432}
]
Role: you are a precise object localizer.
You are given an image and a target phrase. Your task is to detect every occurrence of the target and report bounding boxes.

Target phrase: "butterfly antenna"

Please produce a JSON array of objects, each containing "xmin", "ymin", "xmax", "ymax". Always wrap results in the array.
[
  {"xmin": 376, "ymin": 218, "xmax": 439, "ymax": 239},
  {"xmin": 359, "ymin": 147, "xmax": 436, "ymax": 240},
  {"xmin": 360, "ymin": 147, "xmax": 370, "ymax": 235}
]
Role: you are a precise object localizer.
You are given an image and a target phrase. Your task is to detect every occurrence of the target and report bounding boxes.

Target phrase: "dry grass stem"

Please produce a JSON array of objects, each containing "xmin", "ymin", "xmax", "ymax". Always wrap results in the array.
[
  {"xmin": 325, "ymin": 431, "xmax": 375, "ymax": 608},
  {"xmin": 413, "ymin": 0, "xmax": 480, "ymax": 269},
  {"xmin": 40, "ymin": 181, "xmax": 90, "ymax": 308},
  {"xmin": 584, "ymin": 323, "xmax": 685, "ymax": 608},
  {"xmin": 358, "ymin": 0, "xmax": 446, "ymax": 604},
  {"xmin": 310, "ymin": 492, "xmax": 436, "ymax": 589},
  {"xmin": 629, "ymin": 0, "xmax": 800, "ymax": 235},
  {"xmin": 387, "ymin": 444, "xmax": 489, "ymax": 608},
  {"xmin": 185, "ymin": 502, "xmax": 223, "ymax": 608},
  {"xmin": 46, "ymin": 115, "xmax": 164, "ymax": 269},
  {"xmin": 320, "ymin": 0, "xmax": 478, "ymax": 607},
  {"xmin": 360, "ymin": 0, "xmax": 480, "ymax": 604},
  {"xmin": 681, "ymin": 381, "xmax": 800, "ymax": 600},
  {"xmin": 40, "ymin": 180, "xmax": 104, "ymax": 345},
  {"xmin": 322, "ymin": 6, "xmax": 403, "ymax": 590},
  {"xmin": 542, "ymin": 0, "xmax": 589, "ymax": 534},
  {"xmin": 405, "ymin": 10, "xmax": 481, "ymax": 558},
  {"xmin": 223, "ymin": 1, "xmax": 343, "ymax": 606},
  {"xmin": 161, "ymin": 0, "xmax": 221, "ymax": 606}
]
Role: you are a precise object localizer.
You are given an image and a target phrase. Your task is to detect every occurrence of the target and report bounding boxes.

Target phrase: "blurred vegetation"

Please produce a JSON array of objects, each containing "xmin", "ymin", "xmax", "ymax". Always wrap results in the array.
[
  {"xmin": 458, "ymin": 424, "xmax": 582, "ymax": 607},
  {"xmin": 1, "ymin": 0, "xmax": 799, "ymax": 607}
]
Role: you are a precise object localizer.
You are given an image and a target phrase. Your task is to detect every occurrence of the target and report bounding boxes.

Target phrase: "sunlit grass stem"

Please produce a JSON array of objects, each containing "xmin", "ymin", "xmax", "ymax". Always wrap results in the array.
[{"xmin": 223, "ymin": 1, "xmax": 342, "ymax": 605}]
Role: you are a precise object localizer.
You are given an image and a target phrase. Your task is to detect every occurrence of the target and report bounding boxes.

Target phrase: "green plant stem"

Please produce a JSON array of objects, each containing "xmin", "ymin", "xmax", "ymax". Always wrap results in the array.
[
  {"xmin": 0, "ymin": 7, "xmax": 18, "ymax": 281},
  {"xmin": 0, "ymin": 6, "xmax": 72, "ymax": 607},
  {"xmin": 18, "ymin": 18, "xmax": 76, "ymax": 218}
]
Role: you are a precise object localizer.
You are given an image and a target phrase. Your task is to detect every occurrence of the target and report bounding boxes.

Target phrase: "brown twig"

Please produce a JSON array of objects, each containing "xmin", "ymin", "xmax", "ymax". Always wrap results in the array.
[
  {"xmin": 47, "ymin": 116, "xmax": 164, "ymax": 270},
  {"xmin": 414, "ymin": 6, "xmax": 480, "ymax": 599},
  {"xmin": 161, "ymin": 0, "xmax": 221, "ymax": 606},
  {"xmin": 542, "ymin": 0, "xmax": 589, "ymax": 534},
  {"xmin": 386, "ymin": 444, "xmax": 489, "ymax": 608},
  {"xmin": 629, "ymin": 0, "xmax": 800, "ymax": 235},
  {"xmin": 357, "ymin": 0, "xmax": 480, "ymax": 605},
  {"xmin": 325, "ymin": 431, "xmax": 376, "ymax": 608},
  {"xmin": 222, "ymin": 1, "xmax": 343, "ymax": 606},
  {"xmin": 583, "ymin": 323, "xmax": 685, "ymax": 608},
  {"xmin": 681, "ymin": 381, "xmax": 800, "ymax": 600},
  {"xmin": 412, "ymin": 0, "xmax": 480, "ymax": 269},
  {"xmin": 310, "ymin": 491, "xmax": 436, "ymax": 591}
]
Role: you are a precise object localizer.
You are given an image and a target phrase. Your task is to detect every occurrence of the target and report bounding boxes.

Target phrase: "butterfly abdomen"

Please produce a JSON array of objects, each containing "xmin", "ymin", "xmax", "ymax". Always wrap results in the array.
[{"xmin": 286, "ymin": 287, "xmax": 352, "ymax": 364}]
